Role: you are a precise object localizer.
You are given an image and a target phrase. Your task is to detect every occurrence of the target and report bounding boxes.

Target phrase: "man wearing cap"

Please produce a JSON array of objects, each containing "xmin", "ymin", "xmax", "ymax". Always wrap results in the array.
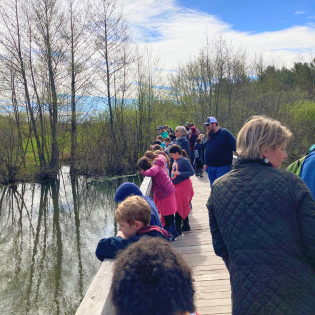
[
  {"xmin": 157, "ymin": 126, "xmax": 168, "ymax": 139},
  {"xmin": 201, "ymin": 117, "xmax": 236, "ymax": 187}
]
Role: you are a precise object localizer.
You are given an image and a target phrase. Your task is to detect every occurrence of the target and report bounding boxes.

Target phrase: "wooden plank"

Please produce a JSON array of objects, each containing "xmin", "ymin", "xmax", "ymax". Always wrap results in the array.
[
  {"xmin": 139, "ymin": 176, "xmax": 152, "ymax": 196},
  {"xmin": 75, "ymin": 259, "xmax": 115, "ymax": 315}
]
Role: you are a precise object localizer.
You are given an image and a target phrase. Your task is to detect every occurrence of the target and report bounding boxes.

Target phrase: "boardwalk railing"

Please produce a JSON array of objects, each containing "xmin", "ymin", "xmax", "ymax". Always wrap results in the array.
[{"xmin": 75, "ymin": 176, "xmax": 153, "ymax": 315}]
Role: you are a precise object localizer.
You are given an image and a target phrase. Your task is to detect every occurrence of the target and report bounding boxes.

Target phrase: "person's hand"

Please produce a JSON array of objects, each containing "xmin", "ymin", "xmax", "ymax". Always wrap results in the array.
[
  {"xmin": 174, "ymin": 170, "xmax": 180, "ymax": 176},
  {"xmin": 117, "ymin": 231, "xmax": 127, "ymax": 239},
  {"xmin": 203, "ymin": 164, "xmax": 207, "ymax": 171}
]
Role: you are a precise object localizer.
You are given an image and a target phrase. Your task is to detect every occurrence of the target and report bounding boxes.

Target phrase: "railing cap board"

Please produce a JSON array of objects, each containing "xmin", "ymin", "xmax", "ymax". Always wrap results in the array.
[{"xmin": 75, "ymin": 176, "xmax": 153, "ymax": 315}]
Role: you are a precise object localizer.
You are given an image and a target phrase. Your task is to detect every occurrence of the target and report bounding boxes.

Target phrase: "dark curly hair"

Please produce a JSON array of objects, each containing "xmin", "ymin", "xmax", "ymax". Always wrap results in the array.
[{"xmin": 111, "ymin": 237, "xmax": 196, "ymax": 315}]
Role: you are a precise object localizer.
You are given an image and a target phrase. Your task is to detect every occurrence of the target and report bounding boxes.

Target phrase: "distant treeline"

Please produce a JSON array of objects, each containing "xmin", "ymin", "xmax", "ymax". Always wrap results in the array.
[{"xmin": 0, "ymin": 0, "xmax": 314, "ymax": 184}]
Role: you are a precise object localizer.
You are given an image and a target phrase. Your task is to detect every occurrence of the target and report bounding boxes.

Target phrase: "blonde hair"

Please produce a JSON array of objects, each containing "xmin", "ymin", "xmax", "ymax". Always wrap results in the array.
[
  {"xmin": 198, "ymin": 134, "xmax": 205, "ymax": 141},
  {"xmin": 114, "ymin": 196, "xmax": 151, "ymax": 226},
  {"xmin": 237, "ymin": 116, "xmax": 292, "ymax": 160},
  {"xmin": 144, "ymin": 150, "xmax": 157, "ymax": 161},
  {"xmin": 176, "ymin": 126, "xmax": 187, "ymax": 137}
]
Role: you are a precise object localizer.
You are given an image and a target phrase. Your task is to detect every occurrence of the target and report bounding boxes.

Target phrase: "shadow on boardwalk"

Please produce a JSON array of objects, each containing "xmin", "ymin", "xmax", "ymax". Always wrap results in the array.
[{"xmin": 174, "ymin": 175, "xmax": 232, "ymax": 315}]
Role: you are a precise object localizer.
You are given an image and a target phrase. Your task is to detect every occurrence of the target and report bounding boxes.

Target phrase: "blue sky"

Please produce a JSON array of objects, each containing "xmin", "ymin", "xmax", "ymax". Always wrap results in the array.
[
  {"xmin": 122, "ymin": 0, "xmax": 315, "ymax": 70},
  {"xmin": 177, "ymin": 0, "xmax": 315, "ymax": 33}
]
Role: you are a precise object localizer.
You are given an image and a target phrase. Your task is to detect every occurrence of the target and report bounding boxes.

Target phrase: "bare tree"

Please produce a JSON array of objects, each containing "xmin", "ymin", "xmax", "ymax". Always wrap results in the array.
[
  {"xmin": 0, "ymin": 0, "xmax": 47, "ymax": 173},
  {"xmin": 30, "ymin": 0, "xmax": 66, "ymax": 178},
  {"xmin": 63, "ymin": 0, "xmax": 96, "ymax": 176},
  {"xmin": 90, "ymin": 0, "xmax": 131, "ymax": 146}
]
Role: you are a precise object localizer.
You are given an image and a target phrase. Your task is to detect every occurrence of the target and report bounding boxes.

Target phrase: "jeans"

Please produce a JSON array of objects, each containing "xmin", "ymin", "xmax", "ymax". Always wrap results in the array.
[{"xmin": 206, "ymin": 165, "xmax": 232, "ymax": 187}]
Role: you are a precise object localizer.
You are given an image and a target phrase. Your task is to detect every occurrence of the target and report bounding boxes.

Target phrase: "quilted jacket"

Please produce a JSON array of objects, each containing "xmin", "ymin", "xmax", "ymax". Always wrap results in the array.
[
  {"xmin": 141, "ymin": 156, "xmax": 175, "ymax": 200},
  {"xmin": 207, "ymin": 160, "xmax": 315, "ymax": 315}
]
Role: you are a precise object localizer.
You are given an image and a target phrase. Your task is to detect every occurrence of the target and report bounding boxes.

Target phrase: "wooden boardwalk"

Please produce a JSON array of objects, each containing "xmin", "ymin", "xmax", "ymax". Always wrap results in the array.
[
  {"xmin": 76, "ymin": 175, "xmax": 232, "ymax": 315},
  {"xmin": 174, "ymin": 175, "xmax": 232, "ymax": 315}
]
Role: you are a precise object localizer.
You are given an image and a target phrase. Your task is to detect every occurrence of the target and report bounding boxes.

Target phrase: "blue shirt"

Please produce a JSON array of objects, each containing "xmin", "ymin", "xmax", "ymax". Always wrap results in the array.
[
  {"xmin": 201, "ymin": 128, "xmax": 236, "ymax": 167},
  {"xmin": 171, "ymin": 157, "xmax": 194, "ymax": 185},
  {"xmin": 300, "ymin": 151, "xmax": 315, "ymax": 199}
]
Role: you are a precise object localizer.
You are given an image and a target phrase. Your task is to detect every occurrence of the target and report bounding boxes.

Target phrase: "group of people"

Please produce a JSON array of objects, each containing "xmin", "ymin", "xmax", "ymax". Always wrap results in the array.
[
  {"xmin": 95, "ymin": 115, "xmax": 315, "ymax": 315},
  {"xmin": 138, "ymin": 134, "xmax": 195, "ymax": 237}
]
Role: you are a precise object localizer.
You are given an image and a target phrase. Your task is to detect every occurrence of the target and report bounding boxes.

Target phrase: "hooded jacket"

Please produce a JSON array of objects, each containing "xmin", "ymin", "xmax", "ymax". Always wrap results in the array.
[
  {"xmin": 189, "ymin": 126, "xmax": 198, "ymax": 151},
  {"xmin": 141, "ymin": 156, "xmax": 175, "ymax": 200},
  {"xmin": 95, "ymin": 225, "xmax": 172, "ymax": 261},
  {"xmin": 114, "ymin": 182, "xmax": 162, "ymax": 228},
  {"xmin": 207, "ymin": 160, "xmax": 315, "ymax": 315}
]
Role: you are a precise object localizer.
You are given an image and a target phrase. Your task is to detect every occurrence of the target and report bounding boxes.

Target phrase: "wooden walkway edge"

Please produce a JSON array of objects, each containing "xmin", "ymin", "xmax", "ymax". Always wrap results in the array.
[
  {"xmin": 175, "ymin": 175, "xmax": 231, "ymax": 315},
  {"xmin": 76, "ymin": 175, "xmax": 232, "ymax": 315}
]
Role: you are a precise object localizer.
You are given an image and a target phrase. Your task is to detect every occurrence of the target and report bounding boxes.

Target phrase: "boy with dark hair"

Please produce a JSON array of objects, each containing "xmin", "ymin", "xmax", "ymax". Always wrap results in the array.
[
  {"xmin": 95, "ymin": 196, "xmax": 172, "ymax": 261},
  {"xmin": 111, "ymin": 237, "xmax": 200, "ymax": 315}
]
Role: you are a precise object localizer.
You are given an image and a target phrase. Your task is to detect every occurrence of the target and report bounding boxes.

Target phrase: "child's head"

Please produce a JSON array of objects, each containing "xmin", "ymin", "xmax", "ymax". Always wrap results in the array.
[
  {"xmin": 169, "ymin": 144, "xmax": 184, "ymax": 160},
  {"xmin": 198, "ymin": 134, "xmax": 205, "ymax": 141},
  {"xmin": 164, "ymin": 136, "xmax": 171, "ymax": 145},
  {"xmin": 152, "ymin": 140, "xmax": 161, "ymax": 146},
  {"xmin": 196, "ymin": 138, "xmax": 201, "ymax": 144},
  {"xmin": 152, "ymin": 144, "xmax": 163, "ymax": 151},
  {"xmin": 114, "ymin": 196, "xmax": 151, "ymax": 238},
  {"xmin": 111, "ymin": 237, "xmax": 196, "ymax": 315},
  {"xmin": 137, "ymin": 156, "xmax": 152, "ymax": 171},
  {"xmin": 144, "ymin": 150, "xmax": 157, "ymax": 161},
  {"xmin": 156, "ymin": 135, "xmax": 163, "ymax": 142}
]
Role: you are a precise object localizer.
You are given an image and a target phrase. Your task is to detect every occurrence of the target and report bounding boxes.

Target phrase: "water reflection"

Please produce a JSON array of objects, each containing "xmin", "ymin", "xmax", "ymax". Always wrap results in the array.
[{"xmin": 0, "ymin": 167, "xmax": 142, "ymax": 315}]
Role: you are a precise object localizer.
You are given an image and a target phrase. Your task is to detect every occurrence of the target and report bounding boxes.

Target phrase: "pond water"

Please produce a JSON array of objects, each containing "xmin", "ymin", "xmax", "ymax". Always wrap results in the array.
[{"xmin": 0, "ymin": 167, "xmax": 142, "ymax": 315}]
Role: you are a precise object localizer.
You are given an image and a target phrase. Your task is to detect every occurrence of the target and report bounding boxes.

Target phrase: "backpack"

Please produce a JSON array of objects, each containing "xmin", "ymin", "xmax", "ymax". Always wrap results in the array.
[
  {"xmin": 287, "ymin": 156, "xmax": 308, "ymax": 177},
  {"xmin": 287, "ymin": 145, "xmax": 315, "ymax": 177}
]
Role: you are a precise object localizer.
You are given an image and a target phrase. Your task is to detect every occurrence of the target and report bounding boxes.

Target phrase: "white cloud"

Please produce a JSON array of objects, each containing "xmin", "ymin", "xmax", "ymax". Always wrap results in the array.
[
  {"xmin": 295, "ymin": 11, "xmax": 306, "ymax": 15},
  {"xmin": 121, "ymin": 0, "xmax": 315, "ymax": 70},
  {"xmin": 308, "ymin": 16, "xmax": 315, "ymax": 19}
]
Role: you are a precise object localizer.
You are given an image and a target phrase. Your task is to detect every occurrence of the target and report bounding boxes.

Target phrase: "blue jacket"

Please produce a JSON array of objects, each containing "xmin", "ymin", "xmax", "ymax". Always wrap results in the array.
[
  {"xmin": 95, "ymin": 226, "xmax": 173, "ymax": 260},
  {"xmin": 171, "ymin": 136, "xmax": 191, "ymax": 163},
  {"xmin": 114, "ymin": 182, "xmax": 162, "ymax": 227},
  {"xmin": 301, "ymin": 150, "xmax": 315, "ymax": 200}
]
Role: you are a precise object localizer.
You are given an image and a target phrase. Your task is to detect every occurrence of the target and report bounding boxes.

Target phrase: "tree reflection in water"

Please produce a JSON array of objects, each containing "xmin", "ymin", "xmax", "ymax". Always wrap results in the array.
[{"xmin": 0, "ymin": 167, "xmax": 141, "ymax": 315}]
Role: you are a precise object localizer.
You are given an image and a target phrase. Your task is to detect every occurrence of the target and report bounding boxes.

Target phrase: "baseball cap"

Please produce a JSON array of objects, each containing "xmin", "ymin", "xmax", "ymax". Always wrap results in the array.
[
  {"xmin": 156, "ymin": 126, "xmax": 164, "ymax": 130},
  {"xmin": 185, "ymin": 122, "xmax": 190, "ymax": 127},
  {"xmin": 204, "ymin": 117, "xmax": 217, "ymax": 125}
]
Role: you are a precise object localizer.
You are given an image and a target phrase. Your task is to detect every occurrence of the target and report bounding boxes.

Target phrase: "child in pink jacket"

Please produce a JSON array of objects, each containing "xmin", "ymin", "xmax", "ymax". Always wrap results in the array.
[{"xmin": 137, "ymin": 155, "xmax": 179, "ymax": 238}]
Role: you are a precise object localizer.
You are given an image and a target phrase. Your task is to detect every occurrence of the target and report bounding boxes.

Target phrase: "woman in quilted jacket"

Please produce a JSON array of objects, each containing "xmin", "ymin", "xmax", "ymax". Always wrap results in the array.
[
  {"xmin": 207, "ymin": 115, "xmax": 315, "ymax": 315},
  {"xmin": 137, "ymin": 155, "xmax": 178, "ymax": 238}
]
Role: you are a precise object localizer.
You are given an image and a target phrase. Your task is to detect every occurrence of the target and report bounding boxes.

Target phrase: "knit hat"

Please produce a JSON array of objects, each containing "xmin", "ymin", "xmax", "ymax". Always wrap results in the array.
[{"xmin": 114, "ymin": 182, "xmax": 143, "ymax": 202}]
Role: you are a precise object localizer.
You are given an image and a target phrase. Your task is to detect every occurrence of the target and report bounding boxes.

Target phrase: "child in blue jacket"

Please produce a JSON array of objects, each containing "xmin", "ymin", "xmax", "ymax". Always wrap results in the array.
[
  {"xmin": 95, "ymin": 196, "xmax": 172, "ymax": 261},
  {"xmin": 114, "ymin": 182, "xmax": 162, "ymax": 228}
]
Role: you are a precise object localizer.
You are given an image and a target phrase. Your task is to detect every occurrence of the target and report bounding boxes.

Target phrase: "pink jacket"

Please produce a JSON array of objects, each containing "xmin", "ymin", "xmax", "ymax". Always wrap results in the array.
[{"xmin": 141, "ymin": 156, "xmax": 175, "ymax": 200}]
